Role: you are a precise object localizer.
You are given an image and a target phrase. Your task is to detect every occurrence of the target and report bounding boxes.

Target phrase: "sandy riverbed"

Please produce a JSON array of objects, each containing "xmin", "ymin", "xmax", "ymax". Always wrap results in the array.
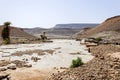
[{"xmin": 0, "ymin": 39, "xmax": 94, "ymax": 80}]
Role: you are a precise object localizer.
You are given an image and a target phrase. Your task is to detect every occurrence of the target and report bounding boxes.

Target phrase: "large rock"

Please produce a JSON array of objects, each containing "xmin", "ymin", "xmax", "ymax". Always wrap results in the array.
[
  {"xmin": 0, "ymin": 67, "xmax": 7, "ymax": 72},
  {"xmin": 7, "ymin": 63, "xmax": 16, "ymax": 70}
]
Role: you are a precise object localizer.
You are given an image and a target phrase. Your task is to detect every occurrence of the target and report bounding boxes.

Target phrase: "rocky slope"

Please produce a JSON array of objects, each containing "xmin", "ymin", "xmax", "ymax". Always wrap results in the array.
[
  {"xmin": 76, "ymin": 15, "xmax": 120, "ymax": 40},
  {"xmin": 48, "ymin": 44, "xmax": 120, "ymax": 80},
  {"xmin": 0, "ymin": 26, "xmax": 35, "ymax": 39}
]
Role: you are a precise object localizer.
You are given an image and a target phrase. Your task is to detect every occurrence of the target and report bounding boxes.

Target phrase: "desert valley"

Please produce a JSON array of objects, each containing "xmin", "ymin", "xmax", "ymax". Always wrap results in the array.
[{"xmin": 0, "ymin": 15, "xmax": 120, "ymax": 80}]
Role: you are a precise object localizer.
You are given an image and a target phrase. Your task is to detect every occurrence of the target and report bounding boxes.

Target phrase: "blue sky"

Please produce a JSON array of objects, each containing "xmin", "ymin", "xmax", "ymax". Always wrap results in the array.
[{"xmin": 0, "ymin": 0, "xmax": 120, "ymax": 28}]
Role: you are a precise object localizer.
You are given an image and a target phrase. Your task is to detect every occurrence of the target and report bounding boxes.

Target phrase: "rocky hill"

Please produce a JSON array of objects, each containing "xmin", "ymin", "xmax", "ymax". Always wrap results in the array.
[
  {"xmin": 0, "ymin": 26, "xmax": 35, "ymax": 39},
  {"xmin": 23, "ymin": 27, "xmax": 48, "ymax": 35},
  {"xmin": 76, "ymin": 15, "xmax": 120, "ymax": 40},
  {"xmin": 24, "ymin": 28, "xmax": 81, "ymax": 39},
  {"xmin": 54, "ymin": 23, "xmax": 98, "ymax": 29},
  {"xmin": 24, "ymin": 23, "xmax": 98, "ymax": 39}
]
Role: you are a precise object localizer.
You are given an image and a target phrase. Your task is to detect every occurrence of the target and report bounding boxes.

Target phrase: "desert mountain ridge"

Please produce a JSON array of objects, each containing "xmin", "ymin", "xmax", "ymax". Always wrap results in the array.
[
  {"xmin": 24, "ymin": 23, "xmax": 99, "ymax": 38},
  {"xmin": 54, "ymin": 23, "xmax": 99, "ymax": 29},
  {"xmin": 76, "ymin": 15, "xmax": 120, "ymax": 40}
]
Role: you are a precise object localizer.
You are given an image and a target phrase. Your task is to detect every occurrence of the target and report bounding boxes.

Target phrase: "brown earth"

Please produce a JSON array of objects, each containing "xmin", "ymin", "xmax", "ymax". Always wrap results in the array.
[
  {"xmin": 48, "ymin": 44, "xmax": 120, "ymax": 80},
  {"xmin": 2, "ymin": 68, "xmax": 50, "ymax": 80},
  {"xmin": 0, "ymin": 26, "xmax": 37, "ymax": 44},
  {"xmin": 0, "ymin": 26, "xmax": 36, "ymax": 39},
  {"xmin": 0, "ymin": 66, "xmax": 66, "ymax": 80},
  {"xmin": 76, "ymin": 15, "xmax": 120, "ymax": 39}
]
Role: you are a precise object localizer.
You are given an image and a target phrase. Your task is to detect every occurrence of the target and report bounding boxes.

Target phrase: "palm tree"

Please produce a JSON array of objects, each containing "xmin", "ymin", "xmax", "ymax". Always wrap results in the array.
[{"xmin": 1, "ymin": 22, "xmax": 11, "ymax": 44}]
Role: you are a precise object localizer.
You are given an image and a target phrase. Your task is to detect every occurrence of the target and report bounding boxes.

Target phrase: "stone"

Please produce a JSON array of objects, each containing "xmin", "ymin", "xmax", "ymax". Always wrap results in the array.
[
  {"xmin": 31, "ymin": 57, "xmax": 41, "ymax": 62},
  {"xmin": 24, "ymin": 64, "xmax": 32, "ymax": 68},
  {"xmin": 0, "ymin": 67, "xmax": 7, "ymax": 72},
  {"xmin": 7, "ymin": 63, "xmax": 16, "ymax": 70}
]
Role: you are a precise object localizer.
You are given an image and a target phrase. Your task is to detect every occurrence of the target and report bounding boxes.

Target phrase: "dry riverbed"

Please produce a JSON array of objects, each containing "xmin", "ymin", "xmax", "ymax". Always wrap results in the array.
[{"xmin": 0, "ymin": 39, "xmax": 93, "ymax": 80}]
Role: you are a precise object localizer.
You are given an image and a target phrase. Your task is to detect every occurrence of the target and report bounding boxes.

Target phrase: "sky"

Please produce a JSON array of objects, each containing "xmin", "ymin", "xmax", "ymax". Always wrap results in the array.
[{"xmin": 0, "ymin": 0, "xmax": 120, "ymax": 28}]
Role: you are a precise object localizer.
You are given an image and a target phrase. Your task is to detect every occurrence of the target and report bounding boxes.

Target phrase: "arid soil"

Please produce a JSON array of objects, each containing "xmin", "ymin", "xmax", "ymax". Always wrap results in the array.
[
  {"xmin": 76, "ymin": 16, "xmax": 120, "ymax": 39},
  {"xmin": 0, "ymin": 40, "xmax": 93, "ymax": 80},
  {"xmin": 48, "ymin": 44, "xmax": 120, "ymax": 80},
  {"xmin": 1, "ymin": 68, "xmax": 50, "ymax": 80}
]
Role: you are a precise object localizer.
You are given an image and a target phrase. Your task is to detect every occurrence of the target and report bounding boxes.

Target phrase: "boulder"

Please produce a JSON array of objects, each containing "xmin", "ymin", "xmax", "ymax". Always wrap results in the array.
[
  {"xmin": 0, "ymin": 67, "xmax": 7, "ymax": 72},
  {"xmin": 23, "ymin": 64, "xmax": 32, "ymax": 68},
  {"xmin": 7, "ymin": 63, "xmax": 16, "ymax": 70}
]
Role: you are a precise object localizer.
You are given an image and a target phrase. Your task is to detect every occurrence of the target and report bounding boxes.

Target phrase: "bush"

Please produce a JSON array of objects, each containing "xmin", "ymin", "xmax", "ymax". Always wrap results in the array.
[
  {"xmin": 95, "ymin": 37, "xmax": 102, "ymax": 42},
  {"xmin": 70, "ymin": 57, "xmax": 84, "ymax": 68},
  {"xmin": 3, "ymin": 38, "xmax": 10, "ymax": 44}
]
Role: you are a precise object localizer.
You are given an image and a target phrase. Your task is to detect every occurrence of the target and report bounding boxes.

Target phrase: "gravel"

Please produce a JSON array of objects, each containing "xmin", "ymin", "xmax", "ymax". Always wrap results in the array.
[{"xmin": 48, "ymin": 44, "xmax": 120, "ymax": 80}]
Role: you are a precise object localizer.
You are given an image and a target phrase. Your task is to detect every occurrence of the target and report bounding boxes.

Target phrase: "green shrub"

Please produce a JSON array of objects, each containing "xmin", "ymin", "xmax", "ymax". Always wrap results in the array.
[
  {"xmin": 70, "ymin": 57, "xmax": 84, "ymax": 68},
  {"xmin": 3, "ymin": 38, "xmax": 10, "ymax": 44},
  {"xmin": 95, "ymin": 37, "xmax": 102, "ymax": 42}
]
